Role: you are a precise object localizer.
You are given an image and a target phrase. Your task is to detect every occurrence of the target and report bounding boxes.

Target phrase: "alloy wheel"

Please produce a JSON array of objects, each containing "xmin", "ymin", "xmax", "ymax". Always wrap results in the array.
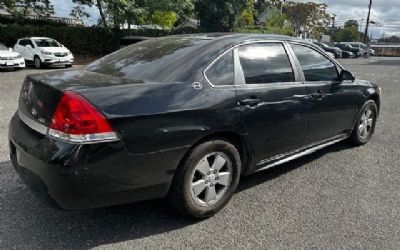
[
  {"xmin": 190, "ymin": 152, "xmax": 232, "ymax": 207},
  {"xmin": 358, "ymin": 107, "xmax": 375, "ymax": 139}
]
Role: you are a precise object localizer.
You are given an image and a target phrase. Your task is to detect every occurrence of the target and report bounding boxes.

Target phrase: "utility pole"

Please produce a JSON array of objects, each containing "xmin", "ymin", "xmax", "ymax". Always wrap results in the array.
[
  {"xmin": 330, "ymin": 14, "xmax": 336, "ymax": 42},
  {"xmin": 364, "ymin": 0, "xmax": 373, "ymax": 44}
]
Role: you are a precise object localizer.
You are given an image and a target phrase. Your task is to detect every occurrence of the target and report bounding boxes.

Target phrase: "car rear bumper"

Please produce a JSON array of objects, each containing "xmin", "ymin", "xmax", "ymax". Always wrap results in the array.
[{"xmin": 9, "ymin": 113, "xmax": 186, "ymax": 210}]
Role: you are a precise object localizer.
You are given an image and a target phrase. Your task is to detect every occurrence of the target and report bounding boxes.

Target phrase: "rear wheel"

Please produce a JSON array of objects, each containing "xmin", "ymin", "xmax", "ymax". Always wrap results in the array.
[
  {"xmin": 349, "ymin": 100, "xmax": 377, "ymax": 145},
  {"xmin": 169, "ymin": 140, "xmax": 241, "ymax": 219},
  {"xmin": 34, "ymin": 56, "xmax": 42, "ymax": 69}
]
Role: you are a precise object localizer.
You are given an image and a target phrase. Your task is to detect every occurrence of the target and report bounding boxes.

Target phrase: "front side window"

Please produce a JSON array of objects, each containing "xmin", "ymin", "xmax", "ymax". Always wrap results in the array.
[
  {"xmin": 206, "ymin": 50, "xmax": 234, "ymax": 86},
  {"xmin": 19, "ymin": 40, "xmax": 27, "ymax": 46},
  {"xmin": 291, "ymin": 44, "xmax": 338, "ymax": 82},
  {"xmin": 238, "ymin": 43, "xmax": 295, "ymax": 84}
]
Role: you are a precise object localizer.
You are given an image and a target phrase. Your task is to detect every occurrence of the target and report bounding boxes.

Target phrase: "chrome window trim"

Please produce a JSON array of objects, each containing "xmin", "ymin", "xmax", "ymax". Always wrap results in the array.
[
  {"xmin": 203, "ymin": 39, "xmax": 301, "ymax": 88},
  {"xmin": 287, "ymin": 42, "xmax": 345, "ymax": 81}
]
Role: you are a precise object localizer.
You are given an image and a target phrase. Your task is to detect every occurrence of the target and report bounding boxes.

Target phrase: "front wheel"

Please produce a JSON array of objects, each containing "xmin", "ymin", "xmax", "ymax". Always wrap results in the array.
[
  {"xmin": 169, "ymin": 140, "xmax": 241, "ymax": 219},
  {"xmin": 34, "ymin": 56, "xmax": 42, "ymax": 69},
  {"xmin": 349, "ymin": 100, "xmax": 378, "ymax": 145}
]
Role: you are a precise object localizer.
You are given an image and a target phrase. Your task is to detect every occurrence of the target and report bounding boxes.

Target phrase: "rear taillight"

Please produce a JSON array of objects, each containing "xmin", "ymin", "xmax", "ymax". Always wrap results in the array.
[{"xmin": 48, "ymin": 91, "xmax": 118, "ymax": 143}]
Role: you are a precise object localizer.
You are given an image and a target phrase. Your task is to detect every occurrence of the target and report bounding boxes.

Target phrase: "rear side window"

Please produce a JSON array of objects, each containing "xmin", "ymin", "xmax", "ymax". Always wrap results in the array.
[
  {"xmin": 238, "ymin": 43, "xmax": 294, "ymax": 84},
  {"xmin": 291, "ymin": 44, "xmax": 338, "ymax": 82},
  {"xmin": 206, "ymin": 50, "xmax": 234, "ymax": 86}
]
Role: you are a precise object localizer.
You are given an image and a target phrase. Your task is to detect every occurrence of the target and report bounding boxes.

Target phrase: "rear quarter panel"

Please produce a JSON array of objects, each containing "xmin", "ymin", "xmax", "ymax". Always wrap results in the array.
[{"xmin": 76, "ymin": 81, "xmax": 244, "ymax": 155}]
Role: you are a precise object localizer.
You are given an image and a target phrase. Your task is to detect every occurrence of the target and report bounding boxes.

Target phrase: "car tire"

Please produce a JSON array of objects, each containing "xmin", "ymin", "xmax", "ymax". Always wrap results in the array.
[
  {"xmin": 34, "ymin": 56, "xmax": 42, "ymax": 69},
  {"xmin": 65, "ymin": 64, "xmax": 72, "ymax": 68},
  {"xmin": 349, "ymin": 100, "xmax": 378, "ymax": 145},
  {"xmin": 169, "ymin": 139, "xmax": 241, "ymax": 219}
]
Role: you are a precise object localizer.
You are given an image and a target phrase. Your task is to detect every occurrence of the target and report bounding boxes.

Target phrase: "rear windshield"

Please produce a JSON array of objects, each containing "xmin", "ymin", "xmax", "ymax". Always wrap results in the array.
[{"xmin": 86, "ymin": 36, "xmax": 212, "ymax": 83}]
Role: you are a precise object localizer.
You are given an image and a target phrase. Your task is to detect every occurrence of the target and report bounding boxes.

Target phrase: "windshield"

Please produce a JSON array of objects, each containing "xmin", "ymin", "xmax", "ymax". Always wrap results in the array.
[
  {"xmin": 0, "ymin": 43, "xmax": 7, "ymax": 50},
  {"xmin": 86, "ymin": 36, "xmax": 213, "ymax": 82},
  {"xmin": 34, "ymin": 39, "xmax": 61, "ymax": 47}
]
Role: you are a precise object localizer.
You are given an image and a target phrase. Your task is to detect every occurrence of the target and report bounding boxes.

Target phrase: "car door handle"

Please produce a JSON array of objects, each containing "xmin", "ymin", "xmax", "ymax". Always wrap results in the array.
[
  {"xmin": 310, "ymin": 90, "xmax": 325, "ymax": 100},
  {"xmin": 238, "ymin": 98, "xmax": 261, "ymax": 107}
]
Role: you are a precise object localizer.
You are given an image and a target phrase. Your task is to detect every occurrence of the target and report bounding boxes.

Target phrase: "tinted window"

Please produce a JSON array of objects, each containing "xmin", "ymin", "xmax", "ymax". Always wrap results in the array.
[
  {"xmin": 238, "ymin": 43, "xmax": 294, "ymax": 84},
  {"xmin": 33, "ymin": 39, "xmax": 60, "ymax": 47},
  {"xmin": 19, "ymin": 40, "xmax": 27, "ymax": 46},
  {"xmin": 291, "ymin": 44, "xmax": 338, "ymax": 81},
  {"xmin": 87, "ymin": 36, "xmax": 213, "ymax": 82},
  {"xmin": 206, "ymin": 50, "xmax": 234, "ymax": 85}
]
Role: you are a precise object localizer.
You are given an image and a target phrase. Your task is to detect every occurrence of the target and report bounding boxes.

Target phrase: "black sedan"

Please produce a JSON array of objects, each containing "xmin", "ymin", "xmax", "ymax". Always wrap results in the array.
[
  {"xmin": 314, "ymin": 42, "xmax": 342, "ymax": 58},
  {"xmin": 335, "ymin": 43, "xmax": 365, "ymax": 57},
  {"xmin": 9, "ymin": 34, "xmax": 381, "ymax": 218}
]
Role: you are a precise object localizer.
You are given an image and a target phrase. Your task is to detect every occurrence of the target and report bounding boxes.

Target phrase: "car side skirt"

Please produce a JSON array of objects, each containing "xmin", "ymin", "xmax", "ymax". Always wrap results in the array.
[{"xmin": 252, "ymin": 134, "xmax": 348, "ymax": 173}]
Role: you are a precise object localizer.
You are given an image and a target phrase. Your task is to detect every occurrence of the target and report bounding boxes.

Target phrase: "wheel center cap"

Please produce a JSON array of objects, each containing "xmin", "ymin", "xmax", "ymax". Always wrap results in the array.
[{"xmin": 208, "ymin": 174, "xmax": 216, "ymax": 183}]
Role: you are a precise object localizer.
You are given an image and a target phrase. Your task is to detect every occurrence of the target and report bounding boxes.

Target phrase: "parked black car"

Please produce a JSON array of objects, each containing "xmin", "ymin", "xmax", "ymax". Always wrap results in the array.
[
  {"xmin": 341, "ymin": 50, "xmax": 355, "ymax": 58},
  {"xmin": 335, "ymin": 43, "xmax": 365, "ymax": 57},
  {"xmin": 9, "ymin": 34, "xmax": 381, "ymax": 218},
  {"xmin": 314, "ymin": 42, "xmax": 342, "ymax": 58}
]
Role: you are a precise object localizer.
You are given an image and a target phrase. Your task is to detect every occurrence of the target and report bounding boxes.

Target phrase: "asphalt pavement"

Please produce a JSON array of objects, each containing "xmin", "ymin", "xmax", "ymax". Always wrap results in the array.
[{"xmin": 0, "ymin": 58, "xmax": 399, "ymax": 249}]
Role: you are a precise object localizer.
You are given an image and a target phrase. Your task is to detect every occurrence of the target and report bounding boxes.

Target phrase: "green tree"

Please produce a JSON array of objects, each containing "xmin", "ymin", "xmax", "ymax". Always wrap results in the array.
[
  {"xmin": 334, "ymin": 27, "xmax": 359, "ymax": 42},
  {"xmin": 285, "ymin": 1, "xmax": 331, "ymax": 38},
  {"xmin": 344, "ymin": 20, "xmax": 359, "ymax": 30},
  {"xmin": 238, "ymin": 0, "xmax": 255, "ymax": 27},
  {"xmin": 71, "ymin": 0, "xmax": 194, "ymax": 29},
  {"xmin": 196, "ymin": 0, "xmax": 246, "ymax": 32},
  {"xmin": 1, "ymin": 0, "xmax": 54, "ymax": 17},
  {"xmin": 150, "ymin": 10, "xmax": 177, "ymax": 29}
]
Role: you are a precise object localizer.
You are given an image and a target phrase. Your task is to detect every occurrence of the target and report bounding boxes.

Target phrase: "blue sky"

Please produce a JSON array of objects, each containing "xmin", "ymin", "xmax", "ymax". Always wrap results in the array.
[
  {"xmin": 51, "ymin": 0, "xmax": 99, "ymax": 25},
  {"xmin": 51, "ymin": 0, "xmax": 400, "ymax": 37}
]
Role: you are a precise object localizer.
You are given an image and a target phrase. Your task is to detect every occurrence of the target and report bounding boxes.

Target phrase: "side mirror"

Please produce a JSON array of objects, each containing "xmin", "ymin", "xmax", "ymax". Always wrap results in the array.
[
  {"xmin": 8, "ymin": 48, "xmax": 12, "ymax": 51},
  {"xmin": 26, "ymin": 45, "xmax": 32, "ymax": 49},
  {"xmin": 339, "ymin": 69, "xmax": 355, "ymax": 81}
]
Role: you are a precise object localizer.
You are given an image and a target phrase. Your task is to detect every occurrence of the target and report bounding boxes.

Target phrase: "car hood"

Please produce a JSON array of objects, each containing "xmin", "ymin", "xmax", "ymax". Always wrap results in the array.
[
  {"xmin": 39, "ymin": 47, "xmax": 70, "ymax": 53},
  {"xmin": 0, "ymin": 50, "xmax": 21, "ymax": 57}
]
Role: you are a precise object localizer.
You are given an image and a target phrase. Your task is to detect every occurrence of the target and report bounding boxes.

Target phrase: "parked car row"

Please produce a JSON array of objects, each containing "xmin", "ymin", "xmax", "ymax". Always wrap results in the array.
[
  {"xmin": 313, "ymin": 41, "xmax": 375, "ymax": 59},
  {"xmin": 0, "ymin": 37, "xmax": 74, "ymax": 71}
]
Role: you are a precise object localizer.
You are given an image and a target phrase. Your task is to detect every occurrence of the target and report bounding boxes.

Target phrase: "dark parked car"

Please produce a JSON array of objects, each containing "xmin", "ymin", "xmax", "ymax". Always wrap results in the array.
[
  {"xmin": 9, "ymin": 34, "xmax": 381, "ymax": 218},
  {"xmin": 335, "ymin": 43, "xmax": 365, "ymax": 57},
  {"xmin": 314, "ymin": 42, "xmax": 342, "ymax": 58},
  {"xmin": 341, "ymin": 50, "xmax": 355, "ymax": 58}
]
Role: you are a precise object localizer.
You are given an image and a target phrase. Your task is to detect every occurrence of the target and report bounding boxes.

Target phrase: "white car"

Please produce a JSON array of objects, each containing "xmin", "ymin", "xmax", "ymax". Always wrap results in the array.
[
  {"xmin": 14, "ymin": 37, "xmax": 74, "ymax": 68},
  {"xmin": 0, "ymin": 43, "xmax": 25, "ymax": 70}
]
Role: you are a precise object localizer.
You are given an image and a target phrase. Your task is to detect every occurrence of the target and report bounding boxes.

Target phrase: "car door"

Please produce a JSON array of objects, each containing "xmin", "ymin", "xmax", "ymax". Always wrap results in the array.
[
  {"xmin": 289, "ymin": 43, "xmax": 359, "ymax": 145},
  {"xmin": 234, "ymin": 42, "xmax": 309, "ymax": 165},
  {"xmin": 14, "ymin": 39, "xmax": 27, "ymax": 58},
  {"xmin": 24, "ymin": 39, "xmax": 36, "ymax": 61}
]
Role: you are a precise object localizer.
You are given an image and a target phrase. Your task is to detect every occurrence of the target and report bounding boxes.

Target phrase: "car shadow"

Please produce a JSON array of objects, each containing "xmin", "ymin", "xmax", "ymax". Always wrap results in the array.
[{"xmin": 0, "ymin": 141, "xmax": 353, "ymax": 249}]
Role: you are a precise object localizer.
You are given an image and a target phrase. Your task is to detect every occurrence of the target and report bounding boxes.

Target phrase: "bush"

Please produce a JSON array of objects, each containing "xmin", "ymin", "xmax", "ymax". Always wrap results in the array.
[
  {"xmin": 0, "ymin": 25, "xmax": 120, "ymax": 55},
  {"xmin": 0, "ymin": 24, "xmax": 201, "ymax": 56},
  {"xmin": 0, "ymin": 15, "xmax": 67, "ymax": 26},
  {"xmin": 236, "ymin": 25, "xmax": 295, "ymax": 36}
]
